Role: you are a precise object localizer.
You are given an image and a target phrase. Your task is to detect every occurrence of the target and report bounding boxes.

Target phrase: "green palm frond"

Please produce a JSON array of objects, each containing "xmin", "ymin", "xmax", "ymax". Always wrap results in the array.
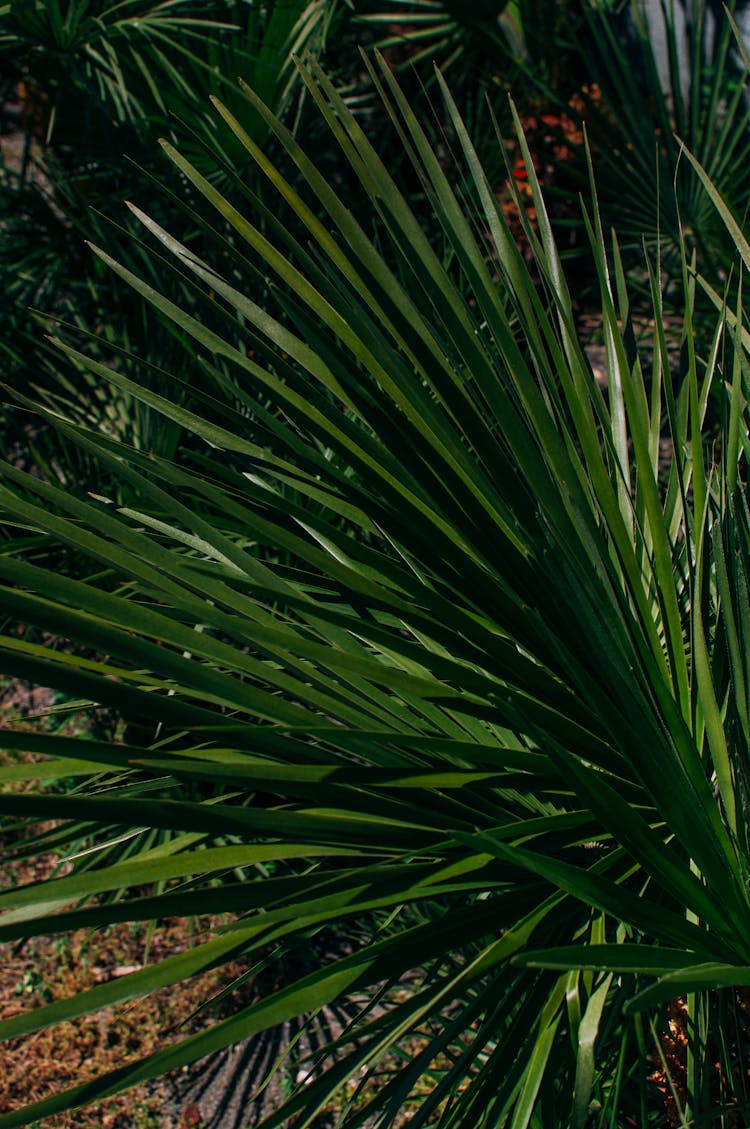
[
  {"xmin": 357, "ymin": 0, "xmax": 522, "ymax": 70},
  {"xmin": 1, "ymin": 1, "xmax": 341, "ymax": 135},
  {"xmin": 575, "ymin": 0, "xmax": 750, "ymax": 277},
  {"xmin": 0, "ymin": 0, "xmax": 352, "ymax": 468},
  {"xmin": 2, "ymin": 53, "xmax": 750, "ymax": 1128}
]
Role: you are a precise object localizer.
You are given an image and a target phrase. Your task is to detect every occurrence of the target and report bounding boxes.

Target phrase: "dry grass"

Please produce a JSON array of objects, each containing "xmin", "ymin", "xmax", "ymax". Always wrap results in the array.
[{"xmin": 0, "ymin": 917, "xmax": 246, "ymax": 1129}]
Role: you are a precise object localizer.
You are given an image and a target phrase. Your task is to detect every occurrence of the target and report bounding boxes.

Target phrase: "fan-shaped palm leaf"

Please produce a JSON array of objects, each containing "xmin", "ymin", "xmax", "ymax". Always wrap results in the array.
[{"xmin": 2, "ymin": 54, "xmax": 750, "ymax": 1128}]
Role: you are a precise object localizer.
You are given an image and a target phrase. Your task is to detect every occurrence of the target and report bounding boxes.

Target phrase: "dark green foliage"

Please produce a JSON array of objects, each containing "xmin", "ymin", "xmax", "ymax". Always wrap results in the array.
[
  {"xmin": 2, "ymin": 52, "xmax": 750, "ymax": 1127},
  {"xmin": 0, "ymin": 0, "xmax": 347, "ymax": 455},
  {"xmin": 579, "ymin": 0, "xmax": 750, "ymax": 263}
]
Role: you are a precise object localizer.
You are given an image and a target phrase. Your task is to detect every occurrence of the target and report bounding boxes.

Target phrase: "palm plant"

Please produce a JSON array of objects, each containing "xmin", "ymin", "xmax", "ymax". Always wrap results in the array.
[
  {"xmin": 572, "ymin": 0, "xmax": 750, "ymax": 286},
  {"xmin": 2, "ymin": 53, "xmax": 750, "ymax": 1128},
  {"xmin": 353, "ymin": 0, "xmax": 565, "ymax": 192},
  {"xmin": 0, "ymin": 0, "xmax": 347, "ymax": 455},
  {"xmin": 357, "ymin": 0, "xmax": 578, "ymax": 82},
  {"xmin": 357, "ymin": 0, "xmax": 524, "ymax": 70},
  {"xmin": 0, "ymin": 0, "xmax": 339, "ymax": 140}
]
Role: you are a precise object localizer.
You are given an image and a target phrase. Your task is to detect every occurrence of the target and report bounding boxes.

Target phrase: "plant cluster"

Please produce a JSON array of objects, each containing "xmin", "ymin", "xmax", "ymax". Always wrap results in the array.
[
  {"xmin": 0, "ymin": 0, "xmax": 349, "ymax": 456},
  {"xmin": 4, "ymin": 3, "xmax": 750, "ymax": 1128}
]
